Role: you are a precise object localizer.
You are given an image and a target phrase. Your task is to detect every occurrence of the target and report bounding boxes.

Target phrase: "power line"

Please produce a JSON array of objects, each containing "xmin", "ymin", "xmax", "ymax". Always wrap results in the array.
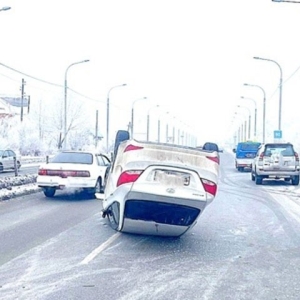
[{"xmin": 0, "ymin": 62, "xmax": 104, "ymax": 104}]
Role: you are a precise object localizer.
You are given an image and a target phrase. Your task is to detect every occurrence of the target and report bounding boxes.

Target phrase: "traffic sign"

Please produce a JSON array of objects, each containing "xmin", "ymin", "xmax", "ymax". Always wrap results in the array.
[{"xmin": 274, "ymin": 130, "xmax": 282, "ymax": 139}]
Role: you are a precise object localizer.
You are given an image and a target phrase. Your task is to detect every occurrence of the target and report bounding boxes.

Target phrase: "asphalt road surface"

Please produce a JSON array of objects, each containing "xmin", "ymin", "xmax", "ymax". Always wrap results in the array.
[{"xmin": 1, "ymin": 151, "xmax": 300, "ymax": 300}]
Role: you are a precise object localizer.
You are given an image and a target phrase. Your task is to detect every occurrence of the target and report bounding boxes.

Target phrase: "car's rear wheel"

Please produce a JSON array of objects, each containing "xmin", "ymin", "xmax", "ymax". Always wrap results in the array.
[
  {"xmin": 292, "ymin": 175, "xmax": 299, "ymax": 186},
  {"xmin": 95, "ymin": 178, "xmax": 102, "ymax": 194},
  {"xmin": 44, "ymin": 187, "xmax": 56, "ymax": 197},
  {"xmin": 251, "ymin": 171, "xmax": 255, "ymax": 181},
  {"xmin": 255, "ymin": 173, "xmax": 263, "ymax": 185}
]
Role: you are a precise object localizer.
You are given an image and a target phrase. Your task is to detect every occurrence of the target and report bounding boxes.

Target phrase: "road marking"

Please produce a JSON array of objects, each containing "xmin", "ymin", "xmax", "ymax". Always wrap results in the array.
[{"xmin": 80, "ymin": 232, "xmax": 121, "ymax": 265}]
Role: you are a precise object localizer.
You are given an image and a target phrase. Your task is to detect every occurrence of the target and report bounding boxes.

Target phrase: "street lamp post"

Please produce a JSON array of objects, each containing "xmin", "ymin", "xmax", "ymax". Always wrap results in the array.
[
  {"xmin": 241, "ymin": 96, "xmax": 257, "ymax": 139},
  {"xmin": 237, "ymin": 105, "xmax": 251, "ymax": 140},
  {"xmin": 131, "ymin": 97, "xmax": 147, "ymax": 138},
  {"xmin": 106, "ymin": 83, "xmax": 127, "ymax": 152},
  {"xmin": 64, "ymin": 59, "xmax": 89, "ymax": 149},
  {"xmin": 244, "ymin": 83, "xmax": 266, "ymax": 144},
  {"xmin": 254, "ymin": 56, "xmax": 283, "ymax": 132},
  {"xmin": 234, "ymin": 112, "xmax": 247, "ymax": 142},
  {"xmin": 157, "ymin": 111, "xmax": 169, "ymax": 143},
  {"xmin": 146, "ymin": 105, "xmax": 160, "ymax": 141}
]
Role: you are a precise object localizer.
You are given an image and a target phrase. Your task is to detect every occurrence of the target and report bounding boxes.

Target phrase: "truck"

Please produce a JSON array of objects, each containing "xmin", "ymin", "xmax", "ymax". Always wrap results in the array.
[{"xmin": 233, "ymin": 141, "xmax": 261, "ymax": 172}]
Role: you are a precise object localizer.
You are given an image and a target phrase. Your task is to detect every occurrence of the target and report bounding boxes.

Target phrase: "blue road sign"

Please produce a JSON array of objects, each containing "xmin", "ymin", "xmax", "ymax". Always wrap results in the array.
[{"xmin": 274, "ymin": 130, "xmax": 282, "ymax": 139}]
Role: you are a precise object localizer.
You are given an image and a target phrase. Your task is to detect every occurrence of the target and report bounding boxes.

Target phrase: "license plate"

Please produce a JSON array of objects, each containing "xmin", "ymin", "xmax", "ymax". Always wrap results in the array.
[{"xmin": 153, "ymin": 170, "xmax": 190, "ymax": 186}]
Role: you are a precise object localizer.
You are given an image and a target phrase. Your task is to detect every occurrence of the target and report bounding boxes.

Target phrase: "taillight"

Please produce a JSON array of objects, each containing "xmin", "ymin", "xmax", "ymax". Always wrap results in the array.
[
  {"xmin": 295, "ymin": 152, "xmax": 299, "ymax": 162},
  {"xmin": 117, "ymin": 170, "xmax": 143, "ymax": 186},
  {"xmin": 38, "ymin": 169, "xmax": 47, "ymax": 175},
  {"xmin": 201, "ymin": 178, "xmax": 217, "ymax": 196},
  {"xmin": 259, "ymin": 152, "xmax": 264, "ymax": 161},
  {"xmin": 207, "ymin": 156, "xmax": 219, "ymax": 164},
  {"xmin": 124, "ymin": 144, "xmax": 144, "ymax": 152},
  {"xmin": 38, "ymin": 169, "xmax": 90, "ymax": 178}
]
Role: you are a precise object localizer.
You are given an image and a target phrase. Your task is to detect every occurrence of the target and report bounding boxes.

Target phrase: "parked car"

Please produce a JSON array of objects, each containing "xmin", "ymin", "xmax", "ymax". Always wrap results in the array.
[
  {"xmin": 251, "ymin": 142, "xmax": 300, "ymax": 185},
  {"xmin": 233, "ymin": 141, "xmax": 261, "ymax": 172},
  {"xmin": 36, "ymin": 150, "xmax": 111, "ymax": 197},
  {"xmin": 96, "ymin": 130, "xmax": 220, "ymax": 237},
  {"xmin": 0, "ymin": 149, "xmax": 21, "ymax": 172}
]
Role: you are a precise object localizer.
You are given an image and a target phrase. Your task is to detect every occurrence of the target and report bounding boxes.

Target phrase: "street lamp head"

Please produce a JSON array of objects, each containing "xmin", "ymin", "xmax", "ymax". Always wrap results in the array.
[
  {"xmin": 83, "ymin": 59, "xmax": 90, "ymax": 63},
  {"xmin": 0, "ymin": 6, "xmax": 11, "ymax": 11},
  {"xmin": 122, "ymin": 83, "xmax": 127, "ymax": 86}
]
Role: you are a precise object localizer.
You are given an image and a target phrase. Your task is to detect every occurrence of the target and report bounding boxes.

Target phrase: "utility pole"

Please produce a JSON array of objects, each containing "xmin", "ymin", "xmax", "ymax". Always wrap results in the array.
[
  {"xmin": 95, "ymin": 110, "xmax": 99, "ymax": 149},
  {"xmin": 27, "ymin": 95, "xmax": 30, "ymax": 114},
  {"xmin": 20, "ymin": 78, "xmax": 26, "ymax": 122}
]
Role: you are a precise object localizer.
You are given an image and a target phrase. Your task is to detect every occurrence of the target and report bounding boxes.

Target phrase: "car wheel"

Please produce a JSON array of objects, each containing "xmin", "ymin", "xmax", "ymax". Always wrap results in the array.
[
  {"xmin": 292, "ymin": 175, "xmax": 299, "ymax": 186},
  {"xmin": 113, "ymin": 130, "xmax": 130, "ymax": 159},
  {"xmin": 237, "ymin": 167, "xmax": 243, "ymax": 172},
  {"xmin": 107, "ymin": 202, "xmax": 120, "ymax": 230},
  {"xmin": 255, "ymin": 174, "xmax": 263, "ymax": 185},
  {"xmin": 44, "ymin": 187, "xmax": 56, "ymax": 197},
  {"xmin": 95, "ymin": 178, "xmax": 102, "ymax": 194},
  {"xmin": 251, "ymin": 171, "xmax": 255, "ymax": 181},
  {"xmin": 0, "ymin": 164, "xmax": 3, "ymax": 172}
]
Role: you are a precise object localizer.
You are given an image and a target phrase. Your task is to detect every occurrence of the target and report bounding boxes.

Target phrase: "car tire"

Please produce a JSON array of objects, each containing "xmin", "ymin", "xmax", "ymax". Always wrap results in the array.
[
  {"xmin": 292, "ymin": 175, "xmax": 299, "ymax": 186},
  {"xmin": 95, "ymin": 178, "xmax": 102, "ymax": 194},
  {"xmin": 0, "ymin": 164, "xmax": 3, "ymax": 172},
  {"xmin": 107, "ymin": 202, "xmax": 120, "ymax": 231},
  {"xmin": 113, "ymin": 130, "xmax": 130, "ymax": 159},
  {"xmin": 251, "ymin": 171, "xmax": 255, "ymax": 181},
  {"xmin": 44, "ymin": 187, "xmax": 56, "ymax": 197},
  {"xmin": 255, "ymin": 174, "xmax": 263, "ymax": 185}
]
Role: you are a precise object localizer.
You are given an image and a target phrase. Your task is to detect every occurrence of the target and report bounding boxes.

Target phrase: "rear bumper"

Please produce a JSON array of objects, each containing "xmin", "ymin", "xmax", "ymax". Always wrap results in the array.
[
  {"xmin": 236, "ymin": 158, "xmax": 253, "ymax": 168},
  {"xmin": 36, "ymin": 176, "xmax": 96, "ymax": 189},
  {"xmin": 255, "ymin": 169, "xmax": 300, "ymax": 177}
]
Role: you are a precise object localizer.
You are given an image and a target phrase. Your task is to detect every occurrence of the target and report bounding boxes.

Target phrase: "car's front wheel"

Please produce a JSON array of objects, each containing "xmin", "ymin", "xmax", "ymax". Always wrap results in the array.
[
  {"xmin": 43, "ymin": 187, "xmax": 56, "ymax": 197},
  {"xmin": 292, "ymin": 175, "xmax": 299, "ymax": 186}
]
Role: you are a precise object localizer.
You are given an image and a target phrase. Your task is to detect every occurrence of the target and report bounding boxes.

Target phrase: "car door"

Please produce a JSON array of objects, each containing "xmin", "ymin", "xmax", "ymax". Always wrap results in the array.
[
  {"xmin": 2, "ymin": 150, "xmax": 12, "ymax": 170},
  {"xmin": 8, "ymin": 150, "xmax": 17, "ymax": 169}
]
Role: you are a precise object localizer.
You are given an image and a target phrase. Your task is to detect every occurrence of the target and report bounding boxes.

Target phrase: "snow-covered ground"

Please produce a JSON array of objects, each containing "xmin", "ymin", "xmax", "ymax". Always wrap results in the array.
[
  {"xmin": 0, "ymin": 173, "xmax": 40, "ymax": 201},
  {"xmin": 0, "ymin": 158, "xmax": 43, "ymax": 201}
]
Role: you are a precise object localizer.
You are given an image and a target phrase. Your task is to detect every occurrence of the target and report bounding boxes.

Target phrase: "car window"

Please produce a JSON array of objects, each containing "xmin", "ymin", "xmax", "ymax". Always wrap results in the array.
[
  {"xmin": 3, "ymin": 150, "xmax": 9, "ymax": 158},
  {"xmin": 239, "ymin": 143, "xmax": 261, "ymax": 151},
  {"xmin": 8, "ymin": 150, "xmax": 16, "ymax": 157},
  {"xmin": 96, "ymin": 155, "xmax": 106, "ymax": 166},
  {"xmin": 51, "ymin": 152, "xmax": 93, "ymax": 164},
  {"xmin": 202, "ymin": 142, "xmax": 219, "ymax": 152},
  {"xmin": 0, "ymin": 150, "xmax": 3, "ymax": 157},
  {"xmin": 264, "ymin": 144, "xmax": 294, "ymax": 156}
]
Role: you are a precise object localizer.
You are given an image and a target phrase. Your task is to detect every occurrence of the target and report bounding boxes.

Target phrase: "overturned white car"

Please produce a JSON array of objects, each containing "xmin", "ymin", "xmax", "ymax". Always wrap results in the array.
[{"xmin": 96, "ymin": 130, "xmax": 220, "ymax": 237}]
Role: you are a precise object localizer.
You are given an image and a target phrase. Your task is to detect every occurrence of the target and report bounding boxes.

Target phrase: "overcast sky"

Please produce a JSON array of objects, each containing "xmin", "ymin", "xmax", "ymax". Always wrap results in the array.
[{"xmin": 1, "ymin": 0, "xmax": 300, "ymax": 147}]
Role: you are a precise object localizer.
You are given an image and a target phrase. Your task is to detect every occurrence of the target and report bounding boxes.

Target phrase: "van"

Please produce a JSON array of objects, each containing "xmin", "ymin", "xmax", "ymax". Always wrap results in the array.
[{"xmin": 233, "ymin": 141, "xmax": 261, "ymax": 171}]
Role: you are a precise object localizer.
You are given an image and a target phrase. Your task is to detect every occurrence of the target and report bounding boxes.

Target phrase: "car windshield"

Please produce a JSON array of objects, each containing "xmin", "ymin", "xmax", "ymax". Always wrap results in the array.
[
  {"xmin": 50, "ymin": 152, "xmax": 93, "ymax": 164},
  {"xmin": 239, "ymin": 143, "xmax": 261, "ymax": 151},
  {"xmin": 0, "ymin": 150, "xmax": 3, "ymax": 157}
]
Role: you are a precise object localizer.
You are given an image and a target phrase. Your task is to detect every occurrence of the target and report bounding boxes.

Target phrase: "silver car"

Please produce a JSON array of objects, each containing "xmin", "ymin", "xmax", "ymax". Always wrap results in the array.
[
  {"xmin": 251, "ymin": 142, "xmax": 300, "ymax": 185},
  {"xmin": 0, "ymin": 149, "xmax": 21, "ymax": 172}
]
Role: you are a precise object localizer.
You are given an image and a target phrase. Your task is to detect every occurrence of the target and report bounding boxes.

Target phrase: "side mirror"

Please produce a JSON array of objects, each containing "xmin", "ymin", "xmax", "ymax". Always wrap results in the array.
[{"xmin": 232, "ymin": 148, "xmax": 236, "ymax": 153}]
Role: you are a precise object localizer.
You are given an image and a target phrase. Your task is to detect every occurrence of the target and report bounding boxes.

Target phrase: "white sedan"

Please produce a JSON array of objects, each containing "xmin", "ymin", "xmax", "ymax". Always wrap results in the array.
[
  {"xmin": 97, "ymin": 130, "xmax": 219, "ymax": 237},
  {"xmin": 36, "ymin": 150, "xmax": 111, "ymax": 198}
]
